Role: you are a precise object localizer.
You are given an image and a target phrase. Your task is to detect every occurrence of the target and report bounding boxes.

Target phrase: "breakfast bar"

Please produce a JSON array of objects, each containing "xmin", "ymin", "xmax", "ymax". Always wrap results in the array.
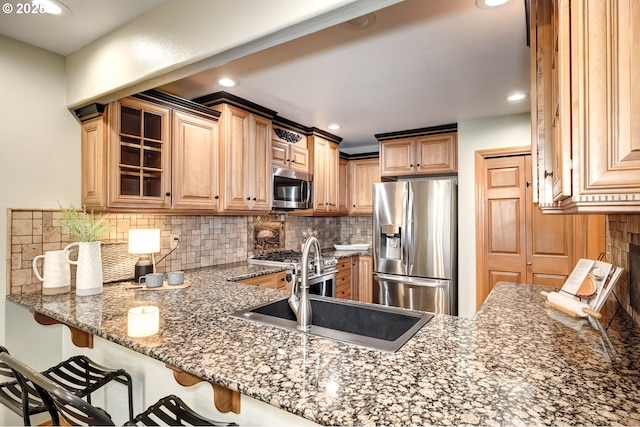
[{"xmin": 7, "ymin": 264, "xmax": 640, "ymax": 426}]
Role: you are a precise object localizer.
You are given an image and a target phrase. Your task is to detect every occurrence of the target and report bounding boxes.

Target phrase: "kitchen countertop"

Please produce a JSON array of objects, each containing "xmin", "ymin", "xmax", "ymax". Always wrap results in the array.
[{"xmin": 7, "ymin": 264, "xmax": 640, "ymax": 426}]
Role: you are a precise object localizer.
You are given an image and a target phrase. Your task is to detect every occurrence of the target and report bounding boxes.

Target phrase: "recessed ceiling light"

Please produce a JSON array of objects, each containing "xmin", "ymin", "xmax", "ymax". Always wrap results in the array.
[
  {"xmin": 328, "ymin": 124, "xmax": 341, "ymax": 130},
  {"xmin": 218, "ymin": 77, "xmax": 238, "ymax": 88},
  {"xmin": 32, "ymin": 0, "xmax": 70, "ymax": 15},
  {"xmin": 476, "ymin": 0, "xmax": 509, "ymax": 9},
  {"xmin": 507, "ymin": 92, "xmax": 528, "ymax": 102}
]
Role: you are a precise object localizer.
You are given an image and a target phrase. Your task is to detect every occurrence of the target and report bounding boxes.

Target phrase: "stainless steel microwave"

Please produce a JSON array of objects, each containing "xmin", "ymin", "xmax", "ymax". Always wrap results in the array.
[{"xmin": 272, "ymin": 166, "xmax": 312, "ymax": 209}]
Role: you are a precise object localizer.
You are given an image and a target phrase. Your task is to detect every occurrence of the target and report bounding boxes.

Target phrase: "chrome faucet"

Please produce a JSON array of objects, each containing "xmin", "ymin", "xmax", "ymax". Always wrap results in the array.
[{"xmin": 288, "ymin": 236, "xmax": 322, "ymax": 332}]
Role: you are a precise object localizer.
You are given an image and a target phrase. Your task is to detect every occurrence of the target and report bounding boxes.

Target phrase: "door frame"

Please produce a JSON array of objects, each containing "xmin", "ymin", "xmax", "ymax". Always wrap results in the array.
[{"xmin": 475, "ymin": 146, "xmax": 531, "ymax": 309}]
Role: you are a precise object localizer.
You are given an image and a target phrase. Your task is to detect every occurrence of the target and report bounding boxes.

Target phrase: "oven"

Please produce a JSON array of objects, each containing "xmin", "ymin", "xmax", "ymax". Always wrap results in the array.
[{"xmin": 306, "ymin": 270, "xmax": 336, "ymax": 298}]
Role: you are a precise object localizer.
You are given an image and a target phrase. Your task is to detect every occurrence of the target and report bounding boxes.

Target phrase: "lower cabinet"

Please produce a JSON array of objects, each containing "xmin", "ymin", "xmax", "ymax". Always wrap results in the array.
[
  {"xmin": 237, "ymin": 271, "xmax": 287, "ymax": 290},
  {"xmin": 357, "ymin": 256, "xmax": 373, "ymax": 303},
  {"xmin": 335, "ymin": 257, "xmax": 352, "ymax": 300}
]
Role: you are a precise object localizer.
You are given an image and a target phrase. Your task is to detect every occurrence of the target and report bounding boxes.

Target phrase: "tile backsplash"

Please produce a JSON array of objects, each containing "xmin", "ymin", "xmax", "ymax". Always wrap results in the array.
[
  {"xmin": 606, "ymin": 214, "xmax": 640, "ymax": 325},
  {"xmin": 6, "ymin": 209, "xmax": 372, "ymax": 295}
]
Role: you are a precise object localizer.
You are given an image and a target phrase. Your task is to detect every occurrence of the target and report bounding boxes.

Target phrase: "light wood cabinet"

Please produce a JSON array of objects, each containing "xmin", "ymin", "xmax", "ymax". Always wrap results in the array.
[
  {"xmin": 213, "ymin": 104, "xmax": 272, "ymax": 212},
  {"xmin": 237, "ymin": 271, "xmax": 288, "ymax": 289},
  {"xmin": 379, "ymin": 132, "xmax": 457, "ymax": 177},
  {"xmin": 347, "ymin": 158, "xmax": 379, "ymax": 215},
  {"xmin": 339, "ymin": 158, "xmax": 349, "ymax": 214},
  {"xmin": 271, "ymin": 126, "xmax": 309, "ymax": 174},
  {"xmin": 531, "ymin": 0, "xmax": 640, "ymax": 213},
  {"xmin": 310, "ymin": 133, "xmax": 341, "ymax": 214},
  {"xmin": 79, "ymin": 91, "xmax": 220, "ymax": 212},
  {"xmin": 171, "ymin": 110, "xmax": 220, "ymax": 210},
  {"xmin": 335, "ymin": 257, "xmax": 352, "ymax": 300},
  {"xmin": 357, "ymin": 255, "xmax": 373, "ymax": 303}
]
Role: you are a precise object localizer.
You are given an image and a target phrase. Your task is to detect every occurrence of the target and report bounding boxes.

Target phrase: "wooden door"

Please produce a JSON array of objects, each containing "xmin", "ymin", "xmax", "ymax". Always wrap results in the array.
[
  {"xmin": 326, "ymin": 141, "xmax": 340, "ymax": 213},
  {"xmin": 524, "ymin": 154, "xmax": 574, "ymax": 287},
  {"xmin": 477, "ymin": 150, "xmax": 578, "ymax": 309},
  {"xmin": 80, "ymin": 114, "xmax": 108, "ymax": 209},
  {"xmin": 480, "ymin": 155, "xmax": 528, "ymax": 306}
]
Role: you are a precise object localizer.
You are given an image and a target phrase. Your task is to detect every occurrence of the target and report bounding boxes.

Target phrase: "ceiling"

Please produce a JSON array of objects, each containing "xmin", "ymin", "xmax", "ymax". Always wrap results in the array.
[{"xmin": 0, "ymin": 0, "xmax": 530, "ymax": 153}]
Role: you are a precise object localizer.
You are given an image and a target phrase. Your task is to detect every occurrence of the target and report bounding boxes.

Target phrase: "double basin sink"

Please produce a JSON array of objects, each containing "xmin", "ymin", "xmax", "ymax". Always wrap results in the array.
[{"xmin": 231, "ymin": 296, "xmax": 433, "ymax": 352}]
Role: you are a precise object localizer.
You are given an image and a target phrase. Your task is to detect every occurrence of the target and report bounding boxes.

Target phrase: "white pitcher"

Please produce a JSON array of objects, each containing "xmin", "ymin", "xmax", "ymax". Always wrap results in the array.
[
  {"xmin": 32, "ymin": 250, "xmax": 71, "ymax": 295},
  {"xmin": 63, "ymin": 241, "xmax": 103, "ymax": 296}
]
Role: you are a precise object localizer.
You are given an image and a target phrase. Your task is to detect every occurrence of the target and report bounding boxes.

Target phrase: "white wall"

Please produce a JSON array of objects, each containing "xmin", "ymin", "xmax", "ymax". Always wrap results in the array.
[
  {"xmin": 66, "ymin": 0, "xmax": 400, "ymax": 108},
  {"xmin": 0, "ymin": 34, "xmax": 80, "ymax": 425},
  {"xmin": 456, "ymin": 113, "xmax": 531, "ymax": 318}
]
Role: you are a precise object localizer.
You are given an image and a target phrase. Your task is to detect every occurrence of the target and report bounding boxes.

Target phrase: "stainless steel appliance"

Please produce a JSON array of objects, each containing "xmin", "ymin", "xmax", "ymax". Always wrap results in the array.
[
  {"xmin": 373, "ymin": 178, "xmax": 457, "ymax": 314},
  {"xmin": 248, "ymin": 250, "xmax": 337, "ymax": 297},
  {"xmin": 272, "ymin": 167, "xmax": 312, "ymax": 209}
]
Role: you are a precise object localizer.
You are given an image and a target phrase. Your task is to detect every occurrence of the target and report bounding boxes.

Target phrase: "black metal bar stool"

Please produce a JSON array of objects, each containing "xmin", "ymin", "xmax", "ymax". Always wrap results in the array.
[
  {"xmin": 0, "ymin": 346, "xmax": 134, "ymax": 425},
  {"xmin": 0, "ymin": 351, "xmax": 237, "ymax": 426}
]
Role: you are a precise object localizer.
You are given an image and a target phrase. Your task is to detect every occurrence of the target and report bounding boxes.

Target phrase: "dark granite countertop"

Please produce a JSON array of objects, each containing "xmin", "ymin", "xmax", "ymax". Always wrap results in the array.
[{"xmin": 7, "ymin": 264, "xmax": 640, "ymax": 426}]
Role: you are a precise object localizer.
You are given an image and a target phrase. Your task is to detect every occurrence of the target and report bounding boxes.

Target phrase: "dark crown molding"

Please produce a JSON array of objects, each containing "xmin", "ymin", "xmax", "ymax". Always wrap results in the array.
[
  {"xmin": 193, "ymin": 91, "xmax": 277, "ymax": 119},
  {"xmin": 375, "ymin": 123, "xmax": 457, "ymax": 141}
]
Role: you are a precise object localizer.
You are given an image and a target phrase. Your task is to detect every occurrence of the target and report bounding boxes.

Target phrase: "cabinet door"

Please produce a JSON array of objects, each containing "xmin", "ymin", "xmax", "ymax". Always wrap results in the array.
[
  {"xmin": 380, "ymin": 139, "xmax": 414, "ymax": 176},
  {"xmin": 271, "ymin": 140, "xmax": 288, "ymax": 167},
  {"xmin": 312, "ymin": 137, "xmax": 328, "ymax": 212},
  {"xmin": 288, "ymin": 144, "xmax": 309, "ymax": 173},
  {"xmin": 357, "ymin": 256, "xmax": 373, "ymax": 303},
  {"xmin": 171, "ymin": 111, "xmax": 220, "ymax": 210},
  {"xmin": 349, "ymin": 158, "xmax": 379, "ymax": 215},
  {"xmin": 221, "ymin": 105, "xmax": 251, "ymax": 210},
  {"xmin": 247, "ymin": 114, "xmax": 272, "ymax": 211},
  {"xmin": 326, "ymin": 141, "xmax": 340, "ymax": 213},
  {"xmin": 339, "ymin": 158, "xmax": 349, "ymax": 213},
  {"xmin": 81, "ymin": 114, "xmax": 108, "ymax": 210},
  {"xmin": 574, "ymin": 0, "xmax": 640, "ymax": 195},
  {"xmin": 110, "ymin": 98, "xmax": 171, "ymax": 208},
  {"xmin": 415, "ymin": 133, "xmax": 457, "ymax": 174}
]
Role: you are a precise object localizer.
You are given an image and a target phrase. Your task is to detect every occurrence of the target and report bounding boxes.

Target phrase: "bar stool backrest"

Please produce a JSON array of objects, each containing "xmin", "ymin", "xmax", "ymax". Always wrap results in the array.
[{"xmin": 0, "ymin": 352, "xmax": 115, "ymax": 426}]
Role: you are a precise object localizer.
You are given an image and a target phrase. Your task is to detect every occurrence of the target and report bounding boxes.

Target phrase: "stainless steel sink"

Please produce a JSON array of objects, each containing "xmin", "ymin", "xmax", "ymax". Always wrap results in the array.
[{"xmin": 230, "ymin": 296, "xmax": 433, "ymax": 352}]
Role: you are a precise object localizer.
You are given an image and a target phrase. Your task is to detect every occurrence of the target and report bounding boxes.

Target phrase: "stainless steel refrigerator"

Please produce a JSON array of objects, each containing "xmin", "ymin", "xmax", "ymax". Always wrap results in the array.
[{"xmin": 373, "ymin": 178, "xmax": 457, "ymax": 315}]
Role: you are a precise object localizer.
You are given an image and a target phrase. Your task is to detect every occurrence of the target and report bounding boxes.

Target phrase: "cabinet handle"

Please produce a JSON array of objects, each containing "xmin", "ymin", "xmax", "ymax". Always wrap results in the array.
[
  {"xmin": 291, "ymin": 159, "xmax": 296, "ymax": 163},
  {"xmin": 353, "ymin": 204, "xmax": 356, "ymax": 207},
  {"xmin": 165, "ymin": 192, "xmax": 171, "ymax": 197},
  {"xmin": 246, "ymin": 197, "xmax": 251, "ymax": 200},
  {"xmin": 544, "ymin": 170, "xmax": 553, "ymax": 178},
  {"xmin": 253, "ymin": 197, "xmax": 257, "ymax": 201},
  {"xmin": 527, "ymin": 262, "xmax": 532, "ymax": 267},
  {"xmin": 416, "ymin": 163, "xmax": 420, "ymax": 167},
  {"xmin": 214, "ymin": 195, "xmax": 219, "ymax": 199},
  {"xmin": 286, "ymin": 159, "xmax": 290, "ymax": 162}
]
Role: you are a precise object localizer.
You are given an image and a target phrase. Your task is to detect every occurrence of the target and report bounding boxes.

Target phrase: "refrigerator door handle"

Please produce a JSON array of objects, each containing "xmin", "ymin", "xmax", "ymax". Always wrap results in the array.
[
  {"xmin": 405, "ymin": 184, "xmax": 414, "ymax": 272},
  {"xmin": 374, "ymin": 273, "xmax": 449, "ymax": 288}
]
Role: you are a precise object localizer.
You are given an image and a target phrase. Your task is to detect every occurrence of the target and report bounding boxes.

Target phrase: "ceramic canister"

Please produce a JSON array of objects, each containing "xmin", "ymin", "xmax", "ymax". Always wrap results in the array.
[{"xmin": 33, "ymin": 250, "xmax": 71, "ymax": 295}]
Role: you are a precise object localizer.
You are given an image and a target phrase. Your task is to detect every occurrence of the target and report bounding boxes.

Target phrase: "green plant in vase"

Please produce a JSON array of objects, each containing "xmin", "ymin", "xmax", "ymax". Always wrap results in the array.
[
  {"xmin": 59, "ymin": 204, "xmax": 110, "ymax": 242},
  {"xmin": 59, "ymin": 204, "xmax": 110, "ymax": 296}
]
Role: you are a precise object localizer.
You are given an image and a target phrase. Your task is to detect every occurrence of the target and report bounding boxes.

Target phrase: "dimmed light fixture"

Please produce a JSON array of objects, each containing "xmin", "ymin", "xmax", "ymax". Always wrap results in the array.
[
  {"xmin": 218, "ymin": 77, "xmax": 238, "ymax": 87},
  {"xmin": 507, "ymin": 92, "xmax": 528, "ymax": 102}
]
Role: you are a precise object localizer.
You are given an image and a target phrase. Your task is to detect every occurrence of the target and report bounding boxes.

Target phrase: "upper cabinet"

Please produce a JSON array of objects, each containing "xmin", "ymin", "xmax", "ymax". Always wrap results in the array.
[
  {"xmin": 531, "ymin": 0, "xmax": 640, "ymax": 213},
  {"xmin": 271, "ymin": 125, "xmax": 309, "ymax": 174},
  {"xmin": 196, "ymin": 92, "xmax": 276, "ymax": 212},
  {"xmin": 347, "ymin": 157, "xmax": 380, "ymax": 215},
  {"xmin": 377, "ymin": 127, "xmax": 457, "ymax": 177},
  {"xmin": 78, "ymin": 90, "xmax": 221, "ymax": 212},
  {"xmin": 309, "ymin": 130, "xmax": 342, "ymax": 214}
]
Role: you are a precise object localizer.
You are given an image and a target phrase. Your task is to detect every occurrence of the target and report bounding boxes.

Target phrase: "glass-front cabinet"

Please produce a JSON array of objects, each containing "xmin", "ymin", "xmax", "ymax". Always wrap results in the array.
[{"xmin": 111, "ymin": 97, "xmax": 171, "ymax": 208}]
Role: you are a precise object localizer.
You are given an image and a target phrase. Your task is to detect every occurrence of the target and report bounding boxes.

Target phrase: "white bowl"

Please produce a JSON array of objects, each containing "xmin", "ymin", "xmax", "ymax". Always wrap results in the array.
[{"xmin": 333, "ymin": 243, "xmax": 371, "ymax": 251}]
